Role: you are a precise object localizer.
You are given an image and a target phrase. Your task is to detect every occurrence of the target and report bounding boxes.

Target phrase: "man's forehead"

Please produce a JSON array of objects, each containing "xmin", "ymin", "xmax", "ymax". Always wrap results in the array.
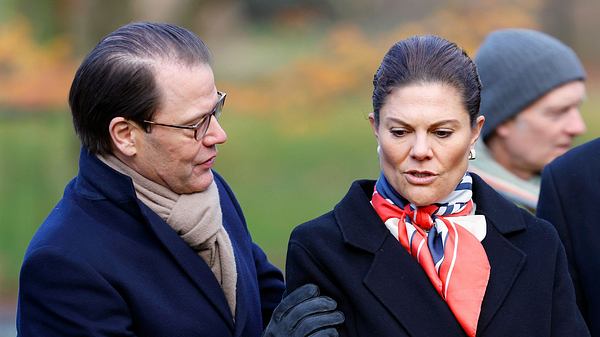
[
  {"xmin": 152, "ymin": 60, "xmax": 213, "ymax": 76},
  {"xmin": 152, "ymin": 62, "xmax": 215, "ymax": 91}
]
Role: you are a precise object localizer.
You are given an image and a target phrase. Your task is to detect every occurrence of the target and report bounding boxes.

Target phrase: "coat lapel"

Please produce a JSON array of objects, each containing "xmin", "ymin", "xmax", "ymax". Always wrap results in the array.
[
  {"xmin": 475, "ymin": 219, "xmax": 525, "ymax": 333},
  {"xmin": 336, "ymin": 180, "xmax": 466, "ymax": 336},
  {"xmin": 470, "ymin": 173, "xmax": 527, "ymax": 334},
  {"xmin": 216, "ymin": 177, "xmax": 254, "ymax": 337},
  {"xmin": 364, "ymin": 236, "xmax": 467, "ymax": 336},
  {"xmin": 141, "ymin": 205, "xmax": 235, "ymax": 331},
  {"xmin": 337, "ymin": 177, "xmax": 530, "ymax": 336},
  {"xmin": 229, "ymin": 224, "xmax": 250, "ymax": 337}
]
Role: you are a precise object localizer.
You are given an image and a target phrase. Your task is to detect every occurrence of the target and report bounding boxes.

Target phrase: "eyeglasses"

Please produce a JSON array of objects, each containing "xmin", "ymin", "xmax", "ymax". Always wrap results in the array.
[{"xmin": 142, "ymin": 91, "xmax": 226, "ymax": 141}]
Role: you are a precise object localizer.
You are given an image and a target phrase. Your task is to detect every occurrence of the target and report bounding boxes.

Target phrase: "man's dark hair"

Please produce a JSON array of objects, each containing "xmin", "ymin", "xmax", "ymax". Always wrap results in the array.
[
  {"xmin": 69, "ymin": 22, "xmax": 212, "ymax": 154},
  {"xmin": 372, "ymin": 35, "xmax": 481, "ymax": 126}
]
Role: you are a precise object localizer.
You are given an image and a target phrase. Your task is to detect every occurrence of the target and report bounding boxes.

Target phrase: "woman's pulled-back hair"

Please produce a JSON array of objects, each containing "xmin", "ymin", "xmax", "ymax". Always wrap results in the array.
[{"xmin": 372, "ymin": 35, "xmax": 481, "ymax": 126}]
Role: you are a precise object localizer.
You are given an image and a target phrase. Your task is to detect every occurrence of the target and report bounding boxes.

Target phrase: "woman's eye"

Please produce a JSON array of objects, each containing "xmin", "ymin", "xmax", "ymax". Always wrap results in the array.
[
  {"xmin": 390, "ymin": 129, "xmax": 408, "ymax": 137},
  {"xmin": 433, "ymin": 130, "xmax": 452, "ymax": 138}
]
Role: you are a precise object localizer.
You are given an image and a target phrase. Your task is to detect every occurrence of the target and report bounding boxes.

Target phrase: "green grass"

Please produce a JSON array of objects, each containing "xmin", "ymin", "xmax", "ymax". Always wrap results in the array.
[{"xmin": 0, "ymin": 112, "xmax": 78, "ymax": 295}]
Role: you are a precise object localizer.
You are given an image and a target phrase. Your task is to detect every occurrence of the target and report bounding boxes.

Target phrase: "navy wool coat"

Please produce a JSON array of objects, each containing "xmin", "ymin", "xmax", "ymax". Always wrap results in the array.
[
  {"xmin": 286, "ymin": 174, "xmax": 589, "ymax": 337},
  {"xmin": 538, "ymin": 138, "xmax": 600, "ymax": 336},
  {"xmin": 17, "ymin": 149, "xmax": 285, "ymax": 337}
]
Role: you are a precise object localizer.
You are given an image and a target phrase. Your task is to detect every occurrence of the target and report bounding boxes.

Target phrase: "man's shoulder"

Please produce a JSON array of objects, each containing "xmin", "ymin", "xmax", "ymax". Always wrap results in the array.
[
  {"xmin": 26, "ymin": 182, "xmax": 146, "ymax": 262},
  {"xmin": 548, "ymin": 138, "xmax": 600, "ymax": 173}
]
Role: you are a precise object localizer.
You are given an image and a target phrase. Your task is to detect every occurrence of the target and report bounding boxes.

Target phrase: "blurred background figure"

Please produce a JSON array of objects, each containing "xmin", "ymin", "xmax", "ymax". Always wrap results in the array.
[
  {"xmin": 537, "ymin": 137, "xmax": 600, "ymax": 336},
  {"xmin": 469, "ymin": 28, "xmax": 587, "ymax": 212}
]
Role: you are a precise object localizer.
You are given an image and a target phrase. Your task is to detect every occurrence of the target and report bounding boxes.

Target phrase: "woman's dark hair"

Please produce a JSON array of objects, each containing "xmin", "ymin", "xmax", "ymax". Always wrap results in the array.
[
  {"xmin": 372, "ymin": 35, "xmax": 481, "ymax": 126},
  {"xmin": 69, "ymin": 22, "xmax": 212, "ymax": 154}
]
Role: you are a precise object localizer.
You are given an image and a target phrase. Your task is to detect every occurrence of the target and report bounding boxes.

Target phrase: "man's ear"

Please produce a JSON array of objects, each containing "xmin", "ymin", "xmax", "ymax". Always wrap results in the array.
[
  {"xmin": 495, "ymin": 118, "xmax": 515, "ymax": 139},
  {"xmin": 108, "ymin": 117, "xmax": 138, "ymax": 157}
]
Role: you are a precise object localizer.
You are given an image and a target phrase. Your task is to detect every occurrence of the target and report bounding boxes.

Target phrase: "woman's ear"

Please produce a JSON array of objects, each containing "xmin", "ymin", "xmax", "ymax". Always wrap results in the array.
[
  {"xmin": 369, "ymin": 112, "xmax": 380, "ymax": 141},
  {"xmin": 108, "ymin": 117, "xmax": 138, "ymax": 157},
  {"xmin": 470, "ymin": 115, "xmax": 485, "ymax": 147}
]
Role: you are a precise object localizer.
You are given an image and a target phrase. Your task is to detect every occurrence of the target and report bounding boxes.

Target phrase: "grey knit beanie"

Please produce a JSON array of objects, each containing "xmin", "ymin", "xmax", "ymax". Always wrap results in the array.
[{"xmin": 475, "ymin": 28, "xmax": 586, "ymax": 141}]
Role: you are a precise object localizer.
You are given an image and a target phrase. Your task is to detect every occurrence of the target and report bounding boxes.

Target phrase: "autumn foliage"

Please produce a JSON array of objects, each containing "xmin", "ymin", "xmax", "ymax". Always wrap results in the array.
[
  {"xmin": 0, "ymin": 17, "xmax": 77, "ymax": 110},
  {"xmin": 0, "ymin": 2, "xmax": 540, "ymax": 112},
  {"xmin": 222, "ymin": 1, "xmax": 541, "ymax": 117}
]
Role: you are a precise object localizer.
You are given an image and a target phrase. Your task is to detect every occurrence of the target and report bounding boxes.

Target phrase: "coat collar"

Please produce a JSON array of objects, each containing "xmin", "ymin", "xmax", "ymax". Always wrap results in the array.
[
  {"xmin": 75, "ymin": 148, "xmax": 138, "ymax": 204},
  {"xmin": 334, "ymin": 175, "xmax": 527, "ymax": 336},
  {"xmin": 334, "ymin": 179, "xmax": 389, "ymax": 253},
  {"xmin": 335, "ymin": 174, "xmax": 527, "ymax": 252},
  {"xmin": 74, "ymin": 148, "xmax": 236, "ymax": 331}
]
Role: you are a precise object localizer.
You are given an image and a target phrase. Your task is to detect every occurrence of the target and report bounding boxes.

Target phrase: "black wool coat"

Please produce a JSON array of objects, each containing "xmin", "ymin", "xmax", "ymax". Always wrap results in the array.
[
  {"xmin": 286, "ymin": 174, "xmax": 589, "ymax": 337},
  {"xmin": 538, "ymin": 138, "xmax": 600, "ymax": 336}
]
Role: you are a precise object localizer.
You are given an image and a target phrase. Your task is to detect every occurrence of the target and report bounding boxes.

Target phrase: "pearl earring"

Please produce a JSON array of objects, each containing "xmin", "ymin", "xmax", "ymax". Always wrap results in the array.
[{"xmin": 468, "ymin": 148, "xmax": 476, "ymax": 160}]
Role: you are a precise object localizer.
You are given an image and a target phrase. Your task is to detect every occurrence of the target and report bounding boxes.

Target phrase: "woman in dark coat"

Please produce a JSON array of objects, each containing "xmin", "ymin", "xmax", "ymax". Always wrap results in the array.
[{"xmin": 285, "ymin": 35, "xmax": 589, "ymax": 337}]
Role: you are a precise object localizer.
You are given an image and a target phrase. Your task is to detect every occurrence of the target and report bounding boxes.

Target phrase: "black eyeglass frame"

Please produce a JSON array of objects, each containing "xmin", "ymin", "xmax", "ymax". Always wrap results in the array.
[{"xmin": 142, "ymin": 91, "xmax": 226, "ymax": 141}]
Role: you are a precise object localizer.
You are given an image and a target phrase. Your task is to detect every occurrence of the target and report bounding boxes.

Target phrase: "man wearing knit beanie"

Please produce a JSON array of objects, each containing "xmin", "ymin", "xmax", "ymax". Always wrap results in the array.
[{"xmin": 469, "ymin": 28, "xmax": 587, "ymax": 212}]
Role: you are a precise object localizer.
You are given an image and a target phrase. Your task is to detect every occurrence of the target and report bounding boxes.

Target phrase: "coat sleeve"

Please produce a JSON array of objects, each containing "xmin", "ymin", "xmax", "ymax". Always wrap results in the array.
[
  {"xmin": 251, "ymin": 242, "xmax": 285, "ymax": 327},
  {"xmin": 285, "ymin": 237, "xmax": 352, "ymax": 337},
  {"xmin": 17, "ymin": 246, "xmax": 137, "ymax": 337},
  {"xmin": 537, "ymin": 164, "xmax": 587, "ymax": 316},
  {"xmin": 550, "ymin": 238, "xmax": 590, "ymax": 336}
]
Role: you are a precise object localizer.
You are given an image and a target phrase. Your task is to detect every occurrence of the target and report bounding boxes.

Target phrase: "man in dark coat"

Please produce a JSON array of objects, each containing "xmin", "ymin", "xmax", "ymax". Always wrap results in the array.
[
  {"xmin": 538, "ymin": 138, "xmax": 600, "ymax": 336},
  {"xmin": 17, "ymin": 22, "xmax": 343, "ymax": 337}
]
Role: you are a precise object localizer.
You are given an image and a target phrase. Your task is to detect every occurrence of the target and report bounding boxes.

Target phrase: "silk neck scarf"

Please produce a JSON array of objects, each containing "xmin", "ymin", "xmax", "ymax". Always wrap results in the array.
[
  {"xmin": 371, "ymin": 172, "xmax": 490, "ymax": 337},
  {"xmin": 98, "ymin": 154, "xmax": 237, "ymax": 318}
]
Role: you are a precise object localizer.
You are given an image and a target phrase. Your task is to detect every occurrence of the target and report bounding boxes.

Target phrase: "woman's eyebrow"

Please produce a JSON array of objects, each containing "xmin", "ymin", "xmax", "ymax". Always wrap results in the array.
[
  {"xmin": 384, "ymin": 117, "xmax": 460, "ymax": 127},
  {"xmin": 384, "ymin": 116, "xmax": 410, "ymax": 125},
  {"xmin": 429, "ymin": 119, "xmax": 461, "ymax": 128}
]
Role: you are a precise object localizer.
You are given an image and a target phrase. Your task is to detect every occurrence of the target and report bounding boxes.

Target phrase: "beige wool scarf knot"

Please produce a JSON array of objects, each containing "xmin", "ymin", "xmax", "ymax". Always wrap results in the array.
[{"xmin": 98, "ymin": 154, "xmax": 237, "ymax": 318}]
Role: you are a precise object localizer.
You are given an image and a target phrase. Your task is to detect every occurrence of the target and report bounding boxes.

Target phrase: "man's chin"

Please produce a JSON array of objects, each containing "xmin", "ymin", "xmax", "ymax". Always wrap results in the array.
[{"xmin": 189, "ymin": 171, "xmax": 215, "ymax": 193}]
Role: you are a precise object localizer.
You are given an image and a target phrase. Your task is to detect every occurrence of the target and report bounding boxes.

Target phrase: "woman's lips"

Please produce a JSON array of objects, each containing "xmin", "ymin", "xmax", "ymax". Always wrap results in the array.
[{"xmin": 404, "ymin": 170, "xmax": 438, "ymax": 185}]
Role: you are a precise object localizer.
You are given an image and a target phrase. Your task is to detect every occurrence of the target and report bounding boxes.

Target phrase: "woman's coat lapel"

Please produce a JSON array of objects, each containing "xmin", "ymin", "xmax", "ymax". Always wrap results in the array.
[{"xmin": 334, "ymin": 175, "xmax": 528, "ymax": 336}]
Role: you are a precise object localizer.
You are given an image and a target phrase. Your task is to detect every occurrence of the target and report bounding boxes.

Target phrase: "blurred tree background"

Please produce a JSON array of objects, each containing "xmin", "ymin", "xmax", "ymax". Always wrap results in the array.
[{"xmin": 1, "ymin": 0, "xmax": 600, "ymax": 333}]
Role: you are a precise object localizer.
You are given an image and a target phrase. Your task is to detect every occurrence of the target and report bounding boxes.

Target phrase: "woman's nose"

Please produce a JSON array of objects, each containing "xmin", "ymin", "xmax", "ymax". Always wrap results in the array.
[{"xmin": 410, "ymin": 134, "xmax": 432, "ymax": 160}]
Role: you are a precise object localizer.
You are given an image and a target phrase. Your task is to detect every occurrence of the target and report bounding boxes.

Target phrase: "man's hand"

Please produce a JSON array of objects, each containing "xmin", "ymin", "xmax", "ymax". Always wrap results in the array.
[{"xmin": 263, "ymin": 284, "xmax": 345, "ymax": 337}]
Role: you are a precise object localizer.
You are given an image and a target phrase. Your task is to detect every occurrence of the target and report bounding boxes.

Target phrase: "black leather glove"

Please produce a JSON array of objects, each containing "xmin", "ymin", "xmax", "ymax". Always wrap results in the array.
[{"xmin": 263, "ymin": 283, "xmax": 345, "ymax": 337}]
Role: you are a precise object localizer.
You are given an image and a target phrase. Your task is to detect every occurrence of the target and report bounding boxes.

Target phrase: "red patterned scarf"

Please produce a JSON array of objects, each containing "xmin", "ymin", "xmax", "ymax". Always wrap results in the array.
[{"xmin": 371, "ymin": 173, "xmax": 490, "ymax": 337}]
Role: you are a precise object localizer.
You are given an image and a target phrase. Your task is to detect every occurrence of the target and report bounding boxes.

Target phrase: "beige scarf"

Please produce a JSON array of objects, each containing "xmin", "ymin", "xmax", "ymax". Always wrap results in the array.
[{"xmin": 98, "ymin": 154, "xmax": 237, "ymax": 318}]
